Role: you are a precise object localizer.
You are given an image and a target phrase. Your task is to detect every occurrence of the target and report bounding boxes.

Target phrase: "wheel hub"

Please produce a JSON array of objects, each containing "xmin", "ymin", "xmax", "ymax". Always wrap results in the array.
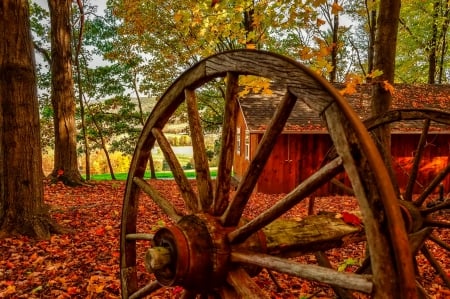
[
  {"xmin": 399, "ymin": 200, "xmax": 424, "ymax": 233},
  {"xmin": 146, "ymin": 214, "xmax": 233, "ymax": 292}
]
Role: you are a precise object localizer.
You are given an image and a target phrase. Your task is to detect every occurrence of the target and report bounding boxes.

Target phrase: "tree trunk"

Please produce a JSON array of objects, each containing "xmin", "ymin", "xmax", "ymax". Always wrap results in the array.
[
  {"xmin": 367, "ymin": 0, "xmax": 377, "ymax": 78},
  {"xmin": 438, "ymin": 1, "xmax": 449, "ymax": 84},
  {"xmin": 329, "ymin": 0, "xmax": 339, "ymax": 83},
  {"xmin": 0, "ymin": 0, "xmax": 60, "ymax": 238},
  {"xmin": 48, "ymin": 0, "xmax": 84, "ymax": 186},
  {"xmin": 133, "ymin": 71, "xmax": 156, "ymax": 179},
  {"xmin": 428, "ymin": 1, "xmax": 439, "ymax": 84},
  {"xmin": 372, "ymin": 1, "xmax": 417, "ymax": 298},
  {"xmin": 74, "ymin": 0, "xmax": 91, "ymax": 181}
]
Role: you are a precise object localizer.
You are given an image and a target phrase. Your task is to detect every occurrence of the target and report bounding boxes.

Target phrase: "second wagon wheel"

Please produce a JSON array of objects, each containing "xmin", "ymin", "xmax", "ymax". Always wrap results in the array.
[
  {"xmin": 365, "ymin": 108, "xmax": 450, "ymax": 292},
  {"xmin": 120, "ymin": 50, "xmax": 417, "ymax": 298}
]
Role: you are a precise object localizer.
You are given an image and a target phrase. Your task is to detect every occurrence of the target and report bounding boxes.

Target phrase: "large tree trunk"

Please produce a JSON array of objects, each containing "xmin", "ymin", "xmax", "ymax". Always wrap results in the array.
[
  {"xmin": 48, "ymin": 0, "xmax": 84, "ymax": 186},
  {"xmin": 0, "ymin": 0, "xmax": 60, "ymax": 238},
  {"xmin": 371, "ymin": 1, "xmax": 417, "ymax": 298}
]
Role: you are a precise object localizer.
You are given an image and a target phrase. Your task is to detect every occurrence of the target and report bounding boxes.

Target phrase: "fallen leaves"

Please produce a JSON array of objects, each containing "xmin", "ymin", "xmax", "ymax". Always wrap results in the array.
[{"xmin": 0, "ymin": 181, "xmax": 448, "ymax": 298}]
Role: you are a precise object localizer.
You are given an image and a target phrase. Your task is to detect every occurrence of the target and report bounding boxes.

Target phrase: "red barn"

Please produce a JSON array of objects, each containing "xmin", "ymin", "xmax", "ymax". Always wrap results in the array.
[{"xmin": 233, "ymin": 84, "xmax": 450, "ymax": 195}]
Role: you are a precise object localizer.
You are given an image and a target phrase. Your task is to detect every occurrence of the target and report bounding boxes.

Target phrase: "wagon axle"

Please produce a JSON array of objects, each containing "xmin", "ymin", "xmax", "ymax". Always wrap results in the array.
[{"xmin": 144, "ymin": 213, "xmax": 266, "ymax": 293}]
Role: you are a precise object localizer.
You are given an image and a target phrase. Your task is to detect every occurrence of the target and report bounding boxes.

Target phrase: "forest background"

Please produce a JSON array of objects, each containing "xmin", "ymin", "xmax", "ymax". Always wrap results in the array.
[{"xmin": 30, "ymin": 0, "xmax": 450, "ymax": 179}]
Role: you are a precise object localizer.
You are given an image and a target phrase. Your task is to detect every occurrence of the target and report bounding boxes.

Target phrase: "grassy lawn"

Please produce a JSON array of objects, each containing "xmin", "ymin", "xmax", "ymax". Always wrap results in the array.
[{"xmin": 85, "ymin": 168, "xmax": 217, "ymax": 181}]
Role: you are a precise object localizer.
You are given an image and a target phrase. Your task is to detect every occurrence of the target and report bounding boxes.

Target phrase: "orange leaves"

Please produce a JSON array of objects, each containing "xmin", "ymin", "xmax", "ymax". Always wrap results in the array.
[
  {"xmin": 340, "ymin": 73, "xmax": 363, "ymax": 96},
  {"xmin": 95, "ymin": 226, "xmax": 106, "ymax": 236},
  {"xmin": 331, "ymin": 2, "xmax": 344, "ymax": 15}
]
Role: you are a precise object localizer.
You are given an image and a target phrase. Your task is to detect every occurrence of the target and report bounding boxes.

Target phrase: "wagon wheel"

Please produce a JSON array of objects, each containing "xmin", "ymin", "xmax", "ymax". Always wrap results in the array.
[
  {"xmin": 311, "ymin": 108, "xmax": 450, "ymax": 296},
  {"xmin": 120, "ymin": 50, "xmax": 417, "ymax": 298},
  {"xmin": 365, "ymin": 109, "xmax": 450, "ymax": 291}
]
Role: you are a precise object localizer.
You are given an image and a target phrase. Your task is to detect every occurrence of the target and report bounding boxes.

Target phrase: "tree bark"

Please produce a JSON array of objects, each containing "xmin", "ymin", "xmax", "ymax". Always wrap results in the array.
[
  {"xmin": 0, "ymin": 0, "xmax": 61, "ymax": 238},
  {"xmin": 372, "ymin": 1, "xmax": 417, "ymax": 298},
  {"xmin": 48, "ymin": 0, "xmax": 84, "ymax": 186}
]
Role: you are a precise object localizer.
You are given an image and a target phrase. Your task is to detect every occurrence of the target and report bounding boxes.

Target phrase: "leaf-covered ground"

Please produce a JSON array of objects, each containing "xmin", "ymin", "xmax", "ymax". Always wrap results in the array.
[{"xmin": 0, "ymin": 181, "xmax": 449, "ymax": 298}]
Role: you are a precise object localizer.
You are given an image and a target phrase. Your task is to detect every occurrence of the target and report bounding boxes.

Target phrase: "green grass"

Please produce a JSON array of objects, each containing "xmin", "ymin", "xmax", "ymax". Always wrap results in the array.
[{"xmin": 85, "ymin": 168, "xmax": 217, "ymax": 181}]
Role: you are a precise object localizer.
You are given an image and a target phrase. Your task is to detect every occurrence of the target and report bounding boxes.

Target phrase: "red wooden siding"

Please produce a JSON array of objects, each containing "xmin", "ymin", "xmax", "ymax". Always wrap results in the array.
[
  {"xmin": 257, "ymin": 134, "xmax": 333, "ymax": 194},
  {"xmin": 391, "ymin": 134, "xmax": 450, "ymax": 196},
  {"xmin": 234, "ymin": 130, "xmax": 449, "ymax": 196}
]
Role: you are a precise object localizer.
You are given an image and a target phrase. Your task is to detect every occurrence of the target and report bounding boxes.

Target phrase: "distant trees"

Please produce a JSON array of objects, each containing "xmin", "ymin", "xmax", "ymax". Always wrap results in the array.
[
  {"xmin": 48, "ymin": 0, "xmax": 84, "ymax": 185},
  {"xmin": 26, "ymin": 0, "xmax": 450, "ymax": 183}
]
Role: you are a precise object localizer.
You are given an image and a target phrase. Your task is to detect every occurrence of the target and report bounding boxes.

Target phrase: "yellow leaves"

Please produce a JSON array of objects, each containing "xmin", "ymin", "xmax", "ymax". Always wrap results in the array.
[
  {"xmin": 173, "ymin": 11, "xmax": 183, "ymax": 23},
  {"xmin": 238, "ymin": 76, "xmax": 272, "ymax": 97}
]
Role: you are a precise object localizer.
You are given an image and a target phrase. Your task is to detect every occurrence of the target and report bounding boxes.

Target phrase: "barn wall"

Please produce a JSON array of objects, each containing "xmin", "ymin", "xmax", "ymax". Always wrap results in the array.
[
  {"xmin": 255, "ymin": 133, "xmax": 449, "ymax": 196},
  {"xmin": 391, "ymin": 133, "xmax": 450, "ymax": 195},
  {"xmin": 257, "ymin": 134, "xmax": 333, "ymax": 194}
]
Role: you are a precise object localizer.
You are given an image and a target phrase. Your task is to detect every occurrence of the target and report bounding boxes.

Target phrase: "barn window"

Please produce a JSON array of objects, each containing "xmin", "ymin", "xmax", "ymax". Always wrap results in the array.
[
  {"xmin": 236, "ymin": 127, "xmax": 241, "ymax": 155},
  {"xmin": 245, "ymin": 130, "xmax": 250, "ymax": 160}
]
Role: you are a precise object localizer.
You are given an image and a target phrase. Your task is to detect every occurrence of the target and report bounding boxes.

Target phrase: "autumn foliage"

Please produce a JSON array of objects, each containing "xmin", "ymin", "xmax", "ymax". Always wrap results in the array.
[{"xmin": 0, "ymin": 181, "xmax": 449, "ymax": 298}]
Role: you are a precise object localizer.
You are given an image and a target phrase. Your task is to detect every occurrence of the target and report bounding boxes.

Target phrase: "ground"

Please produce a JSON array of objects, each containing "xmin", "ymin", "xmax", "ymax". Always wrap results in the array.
[{"xmin": 0, "ymin": 181, "xmax": 448, "ymax": 298}]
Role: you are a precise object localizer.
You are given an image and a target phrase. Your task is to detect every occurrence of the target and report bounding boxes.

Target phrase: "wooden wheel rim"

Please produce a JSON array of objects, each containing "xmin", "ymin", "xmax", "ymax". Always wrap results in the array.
[{"xmin": 120, "ymin": 50, "xmax": 416, "ymax": 298}]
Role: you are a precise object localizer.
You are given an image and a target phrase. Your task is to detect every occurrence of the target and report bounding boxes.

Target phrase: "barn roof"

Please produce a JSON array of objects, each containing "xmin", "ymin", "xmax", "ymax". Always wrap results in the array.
[{"xmin": 238, "ymin": 83, "xmax": 450, "ymax": 133}]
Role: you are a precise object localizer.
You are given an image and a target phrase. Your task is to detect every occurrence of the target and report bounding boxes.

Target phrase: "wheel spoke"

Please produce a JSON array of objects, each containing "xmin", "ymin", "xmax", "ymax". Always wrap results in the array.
[
  {"xmin": 222, "ymin": 90, "xmax": 298, "ymax": 226},
  {"xmin": 226, "ymin": 267, "xmax": 270, "ymax": 299},
  {"xmin": 429, "ymin": 234, "xmax": 450, "ymax": 251},
  {"xmin": 409, "ymin": 227, "xmax": 432, "ymax": 255},
  {"xmin": 133, "ymin": 177, "xmax": 183, "ymax": 222},
  {"xmin": 423, "ymin": 218, "xmax": 450, "ymax": 228},
  {"xmin": 152, "ymin": 127, "xmax": 200, "ymax": 212},
  {"xmin": 404, "ymin": 119, "xmax": 430, "ymax": 202},
  {"xmin": 213, "ymin": 72, "xmax": 239, "ymax": 215},
  {"xmin": 185, "ymin": 89, "xmax": 214, "ymax": 211},
  {"xmin": 420, "ymin": 245, "xmax": 450, "ymax": 288},
  {"xmin": 128, "ymin": 280, "xmax": 162, "ymax": 299},
  {"xmin": 228, "ymin": 157, "xmax": 343, "ymax": 244},
  {"xmin": 125, "ymin": 233, "xmax": 154, "ymax": 241},
  {"xmin": 230, "ymin": 251, "xmax": 373, "ymax": 293},
  {"xmin": 421, "ymin": 199, "xmax": 450, "ymax": 215},
  {"xmin": 414, "ymin": 162, "xmax": 450, "ymax": 207}
]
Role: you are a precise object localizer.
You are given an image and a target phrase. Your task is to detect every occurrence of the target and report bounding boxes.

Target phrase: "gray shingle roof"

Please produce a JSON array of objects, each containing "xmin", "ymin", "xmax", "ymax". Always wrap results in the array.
[{"xmin": 238, "ymin": 83, "xmax": 450, "ymax": 133}]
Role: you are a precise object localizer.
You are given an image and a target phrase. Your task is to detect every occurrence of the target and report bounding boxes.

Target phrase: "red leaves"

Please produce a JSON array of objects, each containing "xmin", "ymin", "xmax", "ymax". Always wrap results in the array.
[{"xmin": 340, "ymin": 211, "xmax": 363, "ymax": 227}]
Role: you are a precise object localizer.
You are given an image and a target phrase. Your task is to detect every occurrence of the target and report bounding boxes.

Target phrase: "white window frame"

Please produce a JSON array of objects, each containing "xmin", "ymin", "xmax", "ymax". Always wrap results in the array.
[
  {"xmin": 236, "ymin": 127, "xmax": 241, "ymax": 155},
  {"xmin": 245, "ymin": 130, "xmax": 250, "ymax": 160}
]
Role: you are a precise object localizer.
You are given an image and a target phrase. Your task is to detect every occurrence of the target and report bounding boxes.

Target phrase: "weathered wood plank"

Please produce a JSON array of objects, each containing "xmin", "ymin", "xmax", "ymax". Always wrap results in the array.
[
  {"xmin": 230, "ymin": 251, "xmax": 373, "ymax": 293},
  {"xmin": 185, "ymin": 89, "xmax": 213, "ymax": 211},
  {"xmin": 214, "ymin": 72, "xmax": 240, "ymax": 215},
  {"xmin": 263, "ymin": 214, "xmax": 364, "ymax": 257}
]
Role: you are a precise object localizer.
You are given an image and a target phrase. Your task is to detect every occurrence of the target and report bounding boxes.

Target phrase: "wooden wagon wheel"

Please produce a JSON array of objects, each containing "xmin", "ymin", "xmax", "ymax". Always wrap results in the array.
[
  {"xmin": 120, "ymin": 50, "xmax": 417, "ymax": 298},
  {"xmin": 365, "ymin": 108, "xmax": 450, "ymax": 292}
]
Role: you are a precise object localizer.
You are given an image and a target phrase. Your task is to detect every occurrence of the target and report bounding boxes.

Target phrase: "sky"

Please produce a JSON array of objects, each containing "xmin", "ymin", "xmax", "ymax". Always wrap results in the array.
[{"xmin": 33, "ymin": 0, "xmax": 107, "ymax": 13}]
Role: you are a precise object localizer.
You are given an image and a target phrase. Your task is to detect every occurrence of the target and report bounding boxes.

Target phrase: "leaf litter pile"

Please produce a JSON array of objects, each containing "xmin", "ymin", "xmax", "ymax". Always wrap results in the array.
[{"xmin": 1, "ymin": 180, "xmax": 449, "ymax": 298}]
